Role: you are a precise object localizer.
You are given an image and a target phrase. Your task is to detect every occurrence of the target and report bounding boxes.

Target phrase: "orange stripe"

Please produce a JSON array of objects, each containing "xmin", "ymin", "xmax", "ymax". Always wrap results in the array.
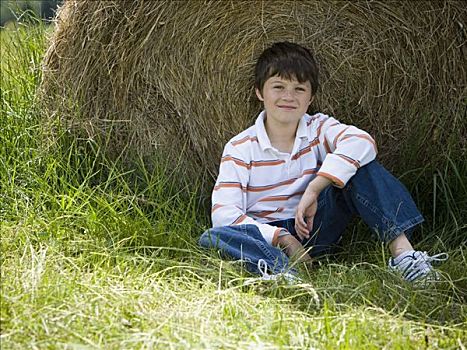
[
  {"xmin": 221, "ymin": 157, "xmax": 286, "ymax": 169},
  {"xmin": 316, "ymin": 120, "xmax": 326, "ymax": 138},
  {"xmin": 250, "ymin": 208, "xmax": 284, "ymax": 218},
  {"xmin": 248, "ymin": 178, "xmax": 296, "ymax": 192},
  {"xmin": 341, "ymin": 134, "xmax": 378, "ymax": 153},
  {"xmin": 213, "ymin": 182, "xmax": 245, "ymax": 191},
  {"xmin": 292, "ymin": 147, "xmax": 312, "ymax": 160},
  {"xmin": 221, "ymin": 156, "xmax": 250, "ymax": 169},
  {"xmin": 333, "ymin": 127, "xmax": 350, "ymax": 148},
  {"xmin": 251, "ymin": 160, "xmax": 286, "ymax": 167},
  {"xmin": 259, "ymin": 196, "xmax": 289, "ymax": 202},
  {"xmin": 324, "ymin": 138, "xmax": 331, "ymax": 154},
  {"xmin": 231, "ymin": 136, "xmax": 258, "ymax": 146},
  {"xmin": 211, "ymin": 204, "xmax": 224, "ymax": 212},
  {"xmin": 316, "ymin": 117, "xmax": 330, "ymax": 138},
  {"xmin": 232, "ymin": 214, "xmax": 248, "ymax": 224},
  {"xmin": 258, "ymin": 191, "xmax": 305, "ymax": 202},
  {"xmin": 291, "ymin": 139, "xmax": 319, "ymax": 160},
  {"xmin": 303, "ymin": 169, "xmax": 319, "ymax": 176},
  {"xmin": 306, "ymin": 115, "xmax": 321, "ymax": 126},
  {"xmin": 337, "ymin": 154, "xmax": 360, "ymax": 168},
  {"xmin": 317, "ymin": 171, "xmax": 344, "ymax": 188}
]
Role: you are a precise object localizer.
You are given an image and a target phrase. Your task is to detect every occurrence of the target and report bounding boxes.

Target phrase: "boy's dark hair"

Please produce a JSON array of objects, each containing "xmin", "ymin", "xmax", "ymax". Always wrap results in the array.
[{"xmin": 255, "ymin": 42, "xmax": 319, "ymax": 96}]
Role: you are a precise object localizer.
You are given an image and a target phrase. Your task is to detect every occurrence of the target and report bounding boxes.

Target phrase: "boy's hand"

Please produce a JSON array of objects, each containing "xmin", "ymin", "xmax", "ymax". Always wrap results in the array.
[
  {"xmin": 277, "ymin": 233, "xmax": 312, "ymax": 262},
  {"xmin": 295, "ymin": 175, "xmax": 332, "ymax": 241},
  {"xmin": 295, "ymin": 191, "xmax": 318, "ymax": 240}
]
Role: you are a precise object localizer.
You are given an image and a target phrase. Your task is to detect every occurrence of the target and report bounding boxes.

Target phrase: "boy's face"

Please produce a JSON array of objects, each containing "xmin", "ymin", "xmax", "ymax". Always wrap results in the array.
[{"xmin": 255, "ymin": 75, "xmax": 313, "ymax": 128}]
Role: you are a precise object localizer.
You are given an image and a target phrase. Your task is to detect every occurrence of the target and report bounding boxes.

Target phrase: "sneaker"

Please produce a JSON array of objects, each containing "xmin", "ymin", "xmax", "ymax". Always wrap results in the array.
[
  {"xmin": 388, "ymin": 250, "xmax": 449, "ymax": 283},
  {"xmin": 243, "ymin": 259, "xmax": 301, "ymax": 285}
]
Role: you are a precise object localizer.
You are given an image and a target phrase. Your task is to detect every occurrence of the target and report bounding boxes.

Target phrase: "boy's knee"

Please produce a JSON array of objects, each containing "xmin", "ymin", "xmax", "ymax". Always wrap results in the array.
[
  {"xmin": 199, "ymin": 229, "xmax": 220, "ymax": 249},
  {"xmin": 350, "ymin": 160, "xmax": 387, "ymax": 184},
  {"xmin": 199, "ymin": 230, "xmax": 212, "ymax": 248},
  {"xmin": 357, "ymin": 160, "xmax": 381, "ymax": 175}
]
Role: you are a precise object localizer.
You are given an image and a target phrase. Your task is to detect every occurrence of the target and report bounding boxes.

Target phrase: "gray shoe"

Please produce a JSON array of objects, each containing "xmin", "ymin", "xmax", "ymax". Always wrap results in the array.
[{"xmin": 388, "ymin": 250, "xmax": 448, "ymax": 283}]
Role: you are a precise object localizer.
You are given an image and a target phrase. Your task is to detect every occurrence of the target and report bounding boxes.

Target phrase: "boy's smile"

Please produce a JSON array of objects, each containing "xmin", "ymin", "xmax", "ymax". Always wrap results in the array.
[{"xmin": 256, "ymin": 76, "xmax": 313, "ymax": 129}]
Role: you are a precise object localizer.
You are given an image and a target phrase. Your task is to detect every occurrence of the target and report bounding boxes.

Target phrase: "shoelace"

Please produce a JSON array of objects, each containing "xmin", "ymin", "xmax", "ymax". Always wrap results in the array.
[
  {"xmin": 418, "ymin": 251, "xmax": 449, "ymax": 265},
  {"xmin": 257, "ymin": 259, "xmax": 274, "ymax": 280},
  {"xmin": 241, "ymin": 259, "xmax": 277, "ymax": 286},
  {"xmin": 257, "ymin": 259, "xmax": 301, "ymax": 284},
  {"xmin": 391, "ymin": 251, "xmax": 449, "ymax": 267}
]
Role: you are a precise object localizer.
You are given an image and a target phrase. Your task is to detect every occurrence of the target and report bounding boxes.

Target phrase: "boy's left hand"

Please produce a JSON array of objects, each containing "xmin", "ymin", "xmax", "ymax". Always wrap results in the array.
[
  {"xmin": 295, "ymin": 191, "xmax": 318, "ymax": 240},
  {"xmin": 295, "ymin": 175, "xmax": 332, "ymax": 241}
]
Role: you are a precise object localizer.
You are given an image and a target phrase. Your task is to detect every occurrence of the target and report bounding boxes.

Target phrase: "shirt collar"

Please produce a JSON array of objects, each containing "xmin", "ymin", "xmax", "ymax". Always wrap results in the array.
[
  {"xmin": 255, "ymin": 111, "xmax": 272, "ymax": 151},
  {"xmin": 255, "ymin": 111, "xmax": 309, "ymax": 152},
  {"xmin": 296, "ymin": 115, "xmax": 308, "ymax": 140}
]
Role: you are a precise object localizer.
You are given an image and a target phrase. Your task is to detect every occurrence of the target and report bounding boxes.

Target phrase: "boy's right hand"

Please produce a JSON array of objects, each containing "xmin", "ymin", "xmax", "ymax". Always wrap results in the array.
[{"xmin": 277, "ymin": 234, "xmax": 312, "ymax": 262}]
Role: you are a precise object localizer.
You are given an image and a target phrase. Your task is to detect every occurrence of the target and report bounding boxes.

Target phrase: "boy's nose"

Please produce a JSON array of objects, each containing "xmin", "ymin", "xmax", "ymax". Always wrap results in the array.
[{"xmin": 282, "ymin": 90, "xmax": 294, "ymax": 100}]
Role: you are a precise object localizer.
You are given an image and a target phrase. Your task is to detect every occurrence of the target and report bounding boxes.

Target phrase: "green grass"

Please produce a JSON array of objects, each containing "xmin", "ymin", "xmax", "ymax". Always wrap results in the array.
[{"xmin": 1, "ymin": 17, "xmax": 466, "ymax": 349}]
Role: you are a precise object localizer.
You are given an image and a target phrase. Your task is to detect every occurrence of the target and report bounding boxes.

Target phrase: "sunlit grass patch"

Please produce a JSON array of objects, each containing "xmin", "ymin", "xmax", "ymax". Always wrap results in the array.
[{"xmin": 2, "ymin": 237, "xmax": 465, "ymax": 349}]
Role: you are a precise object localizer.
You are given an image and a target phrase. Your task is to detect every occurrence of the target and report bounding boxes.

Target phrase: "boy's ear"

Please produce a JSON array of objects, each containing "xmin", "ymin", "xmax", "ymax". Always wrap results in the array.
[
  {"xmin": 309, "ymin": 95, "xmax": 315, "ymax": 105},
  {"xmin": 255, "ymin": 88, "xmax": 264, "ymax": 102}
]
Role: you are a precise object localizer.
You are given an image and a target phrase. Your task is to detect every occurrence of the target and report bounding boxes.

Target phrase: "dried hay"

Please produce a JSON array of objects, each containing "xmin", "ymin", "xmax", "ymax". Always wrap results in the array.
[{"xmin": 41, "ymin": 0, "xmax": 467, "ymax": 181}]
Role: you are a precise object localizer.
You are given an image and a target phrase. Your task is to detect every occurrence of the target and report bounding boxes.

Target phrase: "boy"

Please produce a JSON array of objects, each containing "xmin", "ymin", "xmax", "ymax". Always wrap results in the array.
[{"xmin": 199, "ymin": 42, "xmax": 447, "ymax": 283}]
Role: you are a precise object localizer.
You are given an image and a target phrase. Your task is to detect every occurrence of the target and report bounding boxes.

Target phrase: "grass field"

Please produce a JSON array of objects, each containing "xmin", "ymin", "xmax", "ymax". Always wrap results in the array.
[{"xmin": 1, "ymin": 19, "xmax": 466, "ymax": 349}]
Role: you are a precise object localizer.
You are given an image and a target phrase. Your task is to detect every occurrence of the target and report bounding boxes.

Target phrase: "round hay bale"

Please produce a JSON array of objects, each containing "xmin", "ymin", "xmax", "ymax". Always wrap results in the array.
[{"xmin": 41, "ymin": 0, "xmax": 467, "ymax": 182}]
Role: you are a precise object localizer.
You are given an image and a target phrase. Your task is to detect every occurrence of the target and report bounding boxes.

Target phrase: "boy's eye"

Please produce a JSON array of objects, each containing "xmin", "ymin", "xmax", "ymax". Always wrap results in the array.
[
  {"xmin": 296, "ymin": 87, "xmax": 306, "ymax": 92},
  {"xmin": 273, "ymin": 85, "xmax": 284, "ymax": 89}
]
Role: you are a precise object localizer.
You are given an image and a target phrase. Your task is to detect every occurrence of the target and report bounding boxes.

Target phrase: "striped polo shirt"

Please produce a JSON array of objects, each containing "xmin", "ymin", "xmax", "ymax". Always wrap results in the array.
[{"xmin": 212, "ymin": 111, "xmax": 377, "ymax": 246}]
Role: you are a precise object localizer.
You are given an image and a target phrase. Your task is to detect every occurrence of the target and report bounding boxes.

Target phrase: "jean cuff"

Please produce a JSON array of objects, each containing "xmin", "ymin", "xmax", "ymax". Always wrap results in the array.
[{"xmin": 382, "ymin": 215, "xmax": 424, "ymax": 243}]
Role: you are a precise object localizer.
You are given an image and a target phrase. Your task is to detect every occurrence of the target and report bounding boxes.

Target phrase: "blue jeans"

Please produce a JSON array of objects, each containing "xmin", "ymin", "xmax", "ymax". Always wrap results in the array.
[{"xmin": 199, "ymin": 161, "xmax": 424, "ymax": 275}]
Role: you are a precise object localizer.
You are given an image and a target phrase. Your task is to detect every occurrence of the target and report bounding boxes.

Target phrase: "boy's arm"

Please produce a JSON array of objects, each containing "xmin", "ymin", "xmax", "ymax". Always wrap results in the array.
[
  {"xmin": 212, "ymin": 141, "xmax": 283, "ymax": 247},
  {"xmin": 294, "ymin": 114, "xmax": 377, "ymax": 240},
  {"xmin": 316, "ymin": 115, "xmax": 377, "ymax": 188}
]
